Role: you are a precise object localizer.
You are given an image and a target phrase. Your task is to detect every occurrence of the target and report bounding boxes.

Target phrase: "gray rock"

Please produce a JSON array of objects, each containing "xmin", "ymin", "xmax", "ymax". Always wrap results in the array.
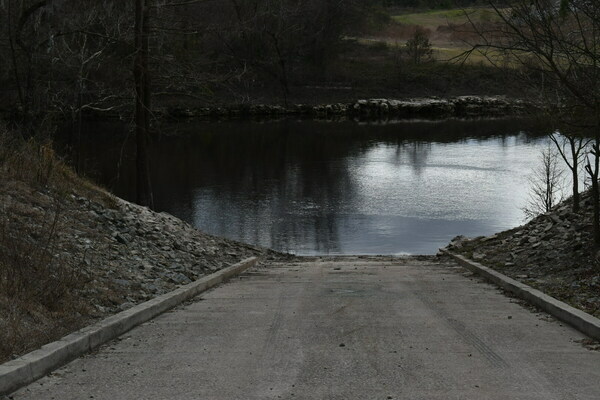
[
  {"xmin": 113, "ymin": 279, "xmax": 131, "ymax": 287},
  {"xmin": 114, "ymin": 233, "xmax": 128, "ymax": 245},
  {"xmin": 482, "ymin": 234, "xmax": 498, "ymax": 242},
  {"xmin": 95, "ymin": 305, "xmax": 108, "ymax": 313},
  {"xmin": 549, "ymin": 214, "xmax": 562, "ymax": 224},
  {"xmin": 119, "ymin": 302, "xmax": 135, "ymax": 311},
  {"xmin": 170, "ymin": 273, "xmax": 192, "ymax": 285},
  {"xmin": 473, "ymin": 252, "xmax": 485, "ymax": 261}
]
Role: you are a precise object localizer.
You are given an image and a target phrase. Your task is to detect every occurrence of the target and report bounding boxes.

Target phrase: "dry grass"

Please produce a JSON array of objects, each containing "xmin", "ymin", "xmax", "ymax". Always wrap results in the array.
[
  {"xmin": 0, "ymin": 127, "xmax": 116, "ymax": 205},
  {"xmin": 0, "ymin": 207, "xmax": 89, "ymax": 359},
  {"xmin": 0, "ymin": 126, "xmax": 114, "ymax": 361},
  {"xmin": 0, "ymin": 200, "xmax": 82, "ymax": 310},
  {"xmin": 357, "ymin": 7, "xmax": 515, "ymax": 67}
]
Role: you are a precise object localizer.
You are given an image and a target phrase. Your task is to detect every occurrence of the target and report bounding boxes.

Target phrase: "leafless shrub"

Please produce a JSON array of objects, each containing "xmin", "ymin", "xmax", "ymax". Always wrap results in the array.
[
  {"xmin": 0, "ymin": 125, "xmax": 115, "ymax": 204},
  {"xmin": 405, "ymin": 26, "xmax": 433, "ymax": 64},
  {"xmin": 0, "ymin": 125, "xmax": 88, "ymax": 360},
  {"xmin": 0, "ymin": 126, "xmax": 60, "ymax": 188},
  {"xmin": 0, "ymin": 127, "xmax": 84, "ymax": 306},
  {"xmin": 0, "ymin": 200, "xmax": 82, "ymax": 311},
  {"xmin": 523, "ymin": 146, "xmax": 566, "ymax": 219}
]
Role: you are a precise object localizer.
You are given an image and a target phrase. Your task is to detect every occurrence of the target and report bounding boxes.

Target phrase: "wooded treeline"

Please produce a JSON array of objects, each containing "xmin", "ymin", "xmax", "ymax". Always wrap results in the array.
[
  {"xmin": 0, "ymin": 0, "xmax": 383, "ymax": 127},
  {"xmin": 0, "ymin": 0, "xmax": 389, "ymax": 207}
]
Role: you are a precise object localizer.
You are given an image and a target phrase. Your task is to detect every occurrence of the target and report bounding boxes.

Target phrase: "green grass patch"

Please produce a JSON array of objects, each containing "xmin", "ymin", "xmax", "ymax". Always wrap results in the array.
[{"xmin": 392, "ymin": 7, "xmax": 501, "ymax": 27}]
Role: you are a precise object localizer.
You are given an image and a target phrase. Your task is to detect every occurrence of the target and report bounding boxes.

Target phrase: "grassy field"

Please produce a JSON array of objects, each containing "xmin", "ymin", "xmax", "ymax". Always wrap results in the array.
[
  {"xmin": 365, "ymin": 7, "xmax": 510, "ymax": 66},
  {"xmin": 206, "ymin": 6, "xmax": 523, "ymax": 104},
  {"xmin": 354, "ymin": 38, "xmax": 499, "ymax": 65},
  {"xmin": 392, "ymin": 7, "xmax": 501, "ymax": 27}
]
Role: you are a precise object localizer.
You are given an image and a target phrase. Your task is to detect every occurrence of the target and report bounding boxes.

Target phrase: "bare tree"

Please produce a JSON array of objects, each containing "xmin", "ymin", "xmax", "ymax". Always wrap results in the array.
[
  {"xmin": 1, "ymin": 1, "xmax": 132, "ymax": 128},
  {"xmin": 549, "ymin": 130, "xmax": 590, "ymax": 213},
  {"xmin": 523, "ymin": 146, "xmax": 565, "ymax": 219},
  {"xmin": 202, "ymin": 0, "xmax": 376, "ymax": 103},
  {"xmin": 2, "ymin": 0, "xmax": 55, "ymax": 131},
  {"xmin": 49, "ymin": 2, "xmax": 131, "ymax": 172},
  {"xmin": 134, "ymin": 0, "xmax": 153, "ymax": 209},
  {"xmin": 463, "ymin": 0, "xmax": 600, "ymax": 246},
  {"xmin": 405, "ymin": 26, "xmax": 433, "ymax": 64}
]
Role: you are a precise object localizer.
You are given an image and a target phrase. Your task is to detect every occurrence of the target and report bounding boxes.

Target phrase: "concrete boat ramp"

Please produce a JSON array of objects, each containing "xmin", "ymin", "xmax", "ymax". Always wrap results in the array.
[{"xmin": 8, "ymin": 257, "xmax": 600, "ymax": 399}]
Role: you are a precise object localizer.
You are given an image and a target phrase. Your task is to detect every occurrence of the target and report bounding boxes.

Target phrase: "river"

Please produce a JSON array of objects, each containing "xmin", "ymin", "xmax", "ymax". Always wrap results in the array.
[{"xmin": 69, "ymin": 117, "xmax": 550, "ymax": 255}]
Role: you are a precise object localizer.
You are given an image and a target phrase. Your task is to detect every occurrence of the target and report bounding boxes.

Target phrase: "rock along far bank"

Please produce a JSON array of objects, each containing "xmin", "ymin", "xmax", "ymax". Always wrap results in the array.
[{"xmin": 141, "ymin": 96, "xmax": 536, "ymax": 121}]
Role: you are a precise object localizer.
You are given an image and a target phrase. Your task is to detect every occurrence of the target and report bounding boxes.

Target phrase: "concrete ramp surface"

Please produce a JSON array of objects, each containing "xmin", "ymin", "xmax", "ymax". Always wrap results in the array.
[{"xmin": 11, "ymin": 257, "xmax": 600, "ymax": 399}]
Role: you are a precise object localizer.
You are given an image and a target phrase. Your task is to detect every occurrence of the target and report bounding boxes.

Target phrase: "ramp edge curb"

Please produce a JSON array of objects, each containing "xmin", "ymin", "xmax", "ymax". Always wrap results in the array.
[
  {"xmin": 0, "ymin": 257, "xmax": 258, "ymax": 395},
  {"xmin": 442, "ymin": 250, "xmax": 600, "ymax": 341}
]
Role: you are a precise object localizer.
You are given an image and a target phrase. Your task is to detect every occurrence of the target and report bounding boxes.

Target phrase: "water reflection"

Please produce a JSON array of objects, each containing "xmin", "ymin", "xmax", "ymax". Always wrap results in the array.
[{"xmin": 65, "ymin": 118, "xmax": 549, "ymax": 255}]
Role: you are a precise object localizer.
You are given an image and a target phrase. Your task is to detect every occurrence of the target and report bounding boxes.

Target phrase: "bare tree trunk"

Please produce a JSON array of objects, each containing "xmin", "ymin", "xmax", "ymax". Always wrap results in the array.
[
  {"xmin": 570, "ymin": 137, "xmax": 580, "ymax": 213},
  {"xmin": 587, "ymin": 126, "xmax": 600, "ymax": 249},
  {"xmin": 76, "ymin": 87, "xmax": 83, "ymax": 174},
  {"xmin": 593, "ymin": 139, "xmax": 600, "ymax": 248},
  {"xmin": 7, "ymin": 0, "xmax": 25, "ymax": 114},
  {"xmin": 278, "ymin": 58, "xmax": 289, "ymax": 107},
  {"xmin": 134, "ymin": 0, "xmax": 154, "ymax": 209},
  {"xmin": 549, "ymin": 133, "xmax": 586, "ymax": 213},
  {"xmin": 142, "ymin": 0, "xmax": 152, "ymax": 151}
]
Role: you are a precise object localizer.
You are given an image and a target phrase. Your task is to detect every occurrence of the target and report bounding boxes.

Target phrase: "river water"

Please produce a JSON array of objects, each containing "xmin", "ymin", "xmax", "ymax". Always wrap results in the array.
[{"xmin": 73, "ymin": 117, "xmax": 550, "ymax": 255}]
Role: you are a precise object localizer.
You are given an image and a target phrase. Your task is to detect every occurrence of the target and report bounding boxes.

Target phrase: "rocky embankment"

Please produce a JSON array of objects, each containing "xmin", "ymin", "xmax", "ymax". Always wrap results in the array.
[
  {"xmin": 0, "ymin": 176, "xmax": 290, "ymax": 362},
  {"xmin": 443, "ymin": 193, "xmax": 600, "ymax": 318},
  {"xmin": 64, "ymin": 195, "xmax": 287, "ymax": 311},
  {"xmin": 165, "ymin": 96, "xmax": 533, "ymax": 120}
]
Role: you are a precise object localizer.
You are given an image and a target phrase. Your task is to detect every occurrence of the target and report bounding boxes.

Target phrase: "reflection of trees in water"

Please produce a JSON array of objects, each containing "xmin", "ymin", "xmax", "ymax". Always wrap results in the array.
[
  {"xmin": 148, "ymin": 119, "xmax": 363, "ymax": 251},
  {"xmin": 63, "ymin": 117, "xmax": 546, "ymax": 251},
  {"xmin": 391, "ymin": 141, "xmax": 432, "ymax": 175}
]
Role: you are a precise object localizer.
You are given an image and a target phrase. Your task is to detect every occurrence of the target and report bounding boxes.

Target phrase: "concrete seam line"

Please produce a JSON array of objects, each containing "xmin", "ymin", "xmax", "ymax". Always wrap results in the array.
[
  {"xmin": 0, "ymin": 257, "xmax": 258, "ymax": 396},
  {"xmin": 442, "ymin": 250, "xmax": 600, "ymax": 340}
]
